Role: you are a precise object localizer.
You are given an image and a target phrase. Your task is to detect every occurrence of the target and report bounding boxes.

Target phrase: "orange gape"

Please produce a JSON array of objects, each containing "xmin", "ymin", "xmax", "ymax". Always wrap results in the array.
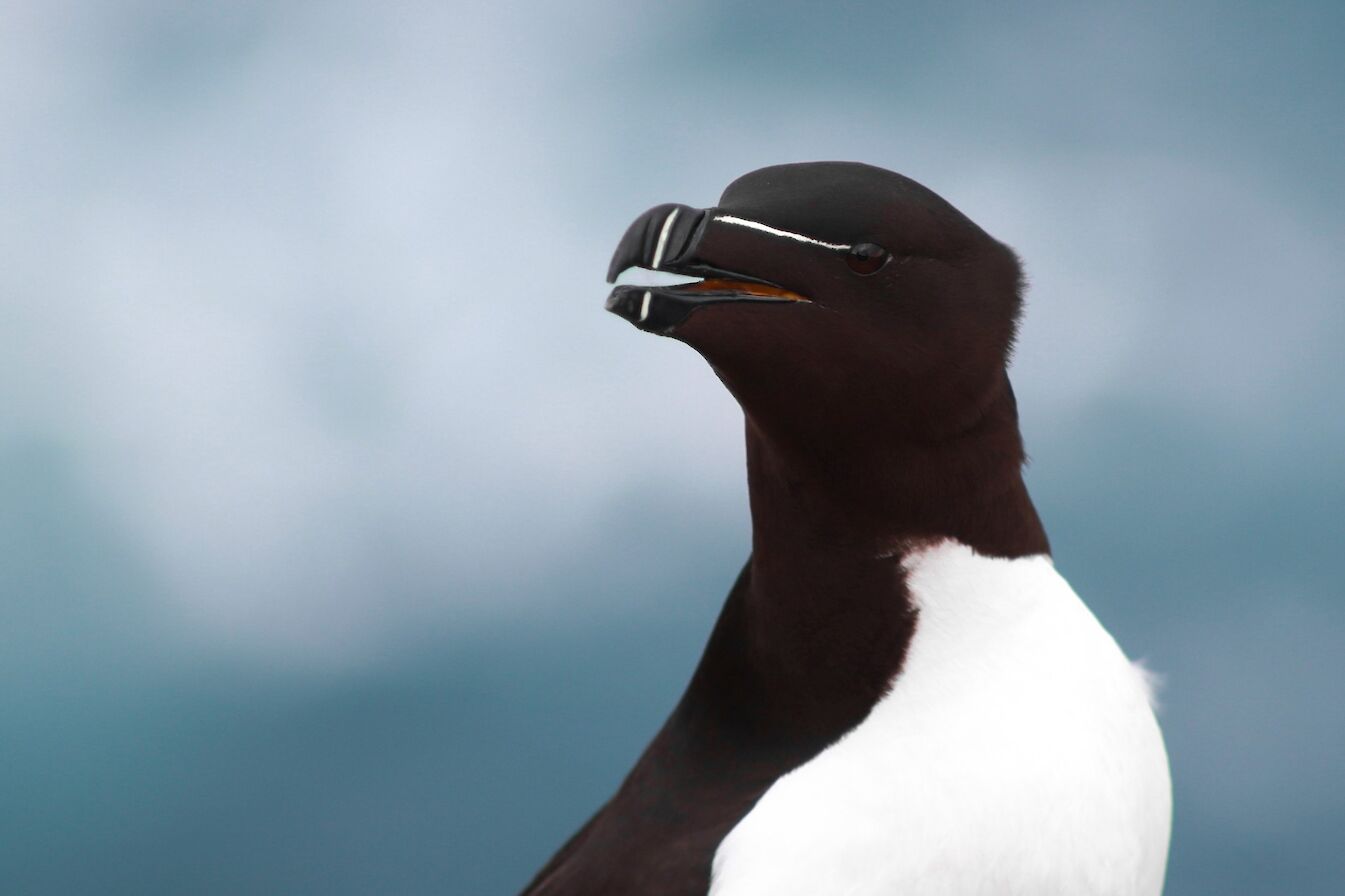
[{"xmin": 681, "ymin": 278, "xmax": 810, "ymax": 302}]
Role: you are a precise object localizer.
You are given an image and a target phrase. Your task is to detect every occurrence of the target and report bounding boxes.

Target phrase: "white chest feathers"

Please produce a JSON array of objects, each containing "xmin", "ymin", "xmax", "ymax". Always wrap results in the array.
[{"xmin": 709, "ymin": 541, "xmax": 1171, "ymax": 896}]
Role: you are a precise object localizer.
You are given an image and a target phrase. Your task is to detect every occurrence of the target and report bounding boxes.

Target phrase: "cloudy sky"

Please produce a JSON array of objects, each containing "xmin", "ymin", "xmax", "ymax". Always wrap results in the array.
[{"xmin": 3, "ymin": 1, "xmax": 1342, "ymax": 893}]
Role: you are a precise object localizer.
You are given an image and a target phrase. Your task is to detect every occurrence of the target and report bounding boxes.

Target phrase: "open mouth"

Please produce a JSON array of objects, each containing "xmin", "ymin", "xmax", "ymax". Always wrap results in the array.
[{"xmin": 606, "ymin": 273, "xmax": 809, "ymax": 334}]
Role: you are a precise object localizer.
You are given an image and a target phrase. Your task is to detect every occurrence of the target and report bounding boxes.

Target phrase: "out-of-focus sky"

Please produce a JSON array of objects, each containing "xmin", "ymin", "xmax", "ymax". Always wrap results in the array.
[{"xmin": 2, "ymin": 1, "xmax": 1342, "ymax": 893}]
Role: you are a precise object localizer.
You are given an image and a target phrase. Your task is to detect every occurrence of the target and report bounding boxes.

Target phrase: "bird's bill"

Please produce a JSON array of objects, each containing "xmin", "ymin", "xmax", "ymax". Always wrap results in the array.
[{"xmin": 605, "ymin": 203, "xmax": 812, "ymax": 334}]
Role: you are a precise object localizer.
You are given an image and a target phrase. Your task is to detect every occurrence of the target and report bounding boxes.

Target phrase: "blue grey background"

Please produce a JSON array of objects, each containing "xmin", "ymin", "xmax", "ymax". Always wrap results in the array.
[{"xmin": 3, "ymin": 1, "xmax": 1342, "ymax": 893}]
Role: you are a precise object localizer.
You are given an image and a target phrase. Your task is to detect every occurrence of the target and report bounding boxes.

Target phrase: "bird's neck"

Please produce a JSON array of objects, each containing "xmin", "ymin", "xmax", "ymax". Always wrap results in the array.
[
  {"xmin": 734, "ymin": 377, "xmax": 1049, "ymax": 725},
  {"xmin": 744, "ymin": 375, "xmax": 1047, "ymax": 561}
]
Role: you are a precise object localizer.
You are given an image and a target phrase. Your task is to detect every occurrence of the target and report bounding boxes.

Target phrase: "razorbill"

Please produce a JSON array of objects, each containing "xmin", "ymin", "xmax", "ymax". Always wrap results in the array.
[{"xmin": 520, "ymin": 162, "xmax": 1171, "ymax": 896}]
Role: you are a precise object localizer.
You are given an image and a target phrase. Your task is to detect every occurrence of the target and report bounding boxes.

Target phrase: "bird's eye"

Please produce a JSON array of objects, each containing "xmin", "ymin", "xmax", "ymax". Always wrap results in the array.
[{"xmin": 845, "ymin": 242, "xmax": 890, "ymax": 275}]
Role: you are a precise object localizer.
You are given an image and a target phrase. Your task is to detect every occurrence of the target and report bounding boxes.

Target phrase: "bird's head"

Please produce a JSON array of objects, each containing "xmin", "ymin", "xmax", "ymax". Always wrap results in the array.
[{"xmin": 607, "ymin": 162, "xmax": 1025, "ymax": 456}]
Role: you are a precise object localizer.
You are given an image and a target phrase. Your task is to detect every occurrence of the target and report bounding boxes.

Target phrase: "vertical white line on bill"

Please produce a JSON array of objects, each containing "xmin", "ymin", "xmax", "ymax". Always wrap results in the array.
[{"xmin": 651, "ymin": 208, "xmax": 681, "ymax": 269}]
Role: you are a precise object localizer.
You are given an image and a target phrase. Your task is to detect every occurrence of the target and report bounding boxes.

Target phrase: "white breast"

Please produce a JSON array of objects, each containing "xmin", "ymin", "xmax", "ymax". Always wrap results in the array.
[{"xmin": 709, "ymin": 540, "xmax": 1171, "ymax": 896}]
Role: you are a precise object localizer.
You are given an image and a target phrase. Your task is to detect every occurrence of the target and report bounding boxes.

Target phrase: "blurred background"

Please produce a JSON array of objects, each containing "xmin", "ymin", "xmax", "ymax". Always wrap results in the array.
[{"xmin": 3, "ymin": 1, "xmax": 1342, "ymax": 893}]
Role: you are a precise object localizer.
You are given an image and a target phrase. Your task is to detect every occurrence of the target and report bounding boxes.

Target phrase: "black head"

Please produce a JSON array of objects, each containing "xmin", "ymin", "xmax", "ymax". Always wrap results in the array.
[{"xmin": 606, "ymin": 162, "xmax": 1025, "ymax": 453}]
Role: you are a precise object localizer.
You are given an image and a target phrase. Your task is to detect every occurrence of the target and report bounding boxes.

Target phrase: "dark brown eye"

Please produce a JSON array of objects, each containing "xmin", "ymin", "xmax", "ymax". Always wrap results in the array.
[{"xmin": 845, "ymin": 242, "xmax": 890, "ymax": 275}]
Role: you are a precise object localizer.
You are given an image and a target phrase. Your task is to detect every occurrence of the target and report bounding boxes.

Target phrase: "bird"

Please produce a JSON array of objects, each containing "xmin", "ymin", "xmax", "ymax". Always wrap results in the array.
[{"xmin": 520, "ymin": 162, "xmax": 1171, "ymax": 896}]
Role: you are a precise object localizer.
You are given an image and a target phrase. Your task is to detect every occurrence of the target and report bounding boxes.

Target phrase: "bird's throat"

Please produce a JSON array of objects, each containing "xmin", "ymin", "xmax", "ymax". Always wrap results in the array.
[{"xmin": 737, "ymin": 381, "xmax": 1050, "ymax": 704}]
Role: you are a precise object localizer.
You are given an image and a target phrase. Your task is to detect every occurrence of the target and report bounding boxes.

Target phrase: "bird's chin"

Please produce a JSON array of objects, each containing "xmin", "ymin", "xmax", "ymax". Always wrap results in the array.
[{"xmin": 605, "ymin": 278, "xmax": 809, "ymax": 335}]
